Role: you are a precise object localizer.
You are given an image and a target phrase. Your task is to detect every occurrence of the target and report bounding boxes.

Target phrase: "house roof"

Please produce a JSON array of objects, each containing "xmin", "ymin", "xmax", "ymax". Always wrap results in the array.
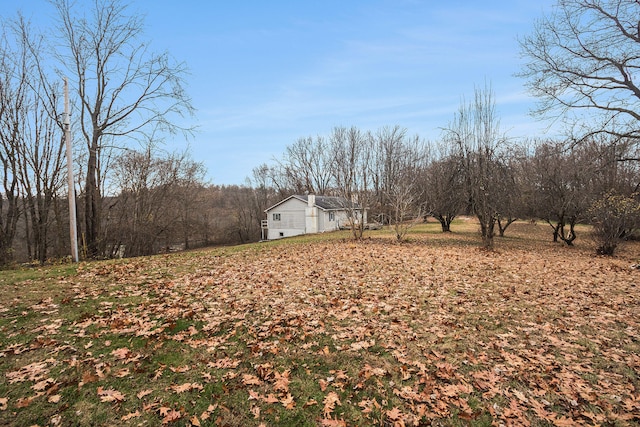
[{"xmin": 264, "ymin": 194, "xmax": 361, "ymax": 212}]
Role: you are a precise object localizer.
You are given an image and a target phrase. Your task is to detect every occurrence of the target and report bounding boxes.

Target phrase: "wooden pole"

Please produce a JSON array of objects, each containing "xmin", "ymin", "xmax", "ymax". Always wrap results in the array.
[{"xmin": 64, "ymin": 77, "xmax": 79, "ymax": 262}]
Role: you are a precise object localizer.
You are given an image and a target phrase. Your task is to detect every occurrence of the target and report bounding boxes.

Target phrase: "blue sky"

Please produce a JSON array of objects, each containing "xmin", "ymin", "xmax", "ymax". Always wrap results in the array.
[{"xmin": 6, "ymin": 0, "xmax": 558, "ymax": 184}]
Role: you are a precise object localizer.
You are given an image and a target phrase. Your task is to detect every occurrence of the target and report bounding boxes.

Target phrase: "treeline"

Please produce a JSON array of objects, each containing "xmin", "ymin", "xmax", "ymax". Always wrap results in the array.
[
  {"xmin": 1, "ymin": 0, "xmax": 194, "ymax": 266},
  {"xmin": 251, "ymin": 88, "xmax": 640, "ymax": 254},
  {"xmin": 254, "ymin": 129, "xmax": 640, "ymax": 252},
  {"xmin": 3, "ymin": 173, "xmax": 282, "ymax": 264},
  {"xmin": 2, "ymin": 1, "xmax": 640, "ymax": 266},
  {"xmin": 2, "ymin": 87, "xmax": 640, "ymax": 266}
]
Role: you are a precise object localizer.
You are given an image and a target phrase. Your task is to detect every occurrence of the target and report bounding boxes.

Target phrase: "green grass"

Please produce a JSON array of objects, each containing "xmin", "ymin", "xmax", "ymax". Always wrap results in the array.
[{"xmin": 0, "ymin": 220, "xmax": 638, "ymax": 425}]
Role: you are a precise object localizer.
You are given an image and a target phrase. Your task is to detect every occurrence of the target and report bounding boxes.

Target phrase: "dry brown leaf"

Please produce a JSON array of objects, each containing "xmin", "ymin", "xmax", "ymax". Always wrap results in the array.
[
  {"xmin": 32, "ymin": 378, "xmax": 54, "ymax": 391},
  {"xmin": 15, "ymin": 396, "xmax": 34, "ymax": 408},
  {"xmin": 121, "ymin": 410, "xmax": 141, "ymax": 421},
  {"xmin": 137, "ymin": 389, "xmax": 153, "ymax": 399},
  {"xmin": 304, "ymin": 398, "xmax": 318, "ymax": 407},
  {"xmin": 251, "ymin": 405, "xmax": 260, "ymax": 419},
  {"xmin": 47, "ymin": 395, "xmax": 61, "ymax": 404},
  {"xmin": 161, "ymin": 409, "xmax": 181, "ymax": 424},
  {"xmin": 170, "ymin": 383, "xmax": 193, "ymax": 393},
  {"xmin": 273, "ymin": 370, "xmax": 290, "ymax": 393},
  {"xmin": 242, "ymin": 374, "xmax": 262, "ymax": 386},
  {"xmin": 320, "ymin": 419, "xmax": 347, "ymax": 427},
  {"xmin": 281, "ymin": 393, "xmax": 295, "ymax": 410},
  {"xmin": 386, "ymin": 407, "xmax": 402, "ymax": 421},
  {"xmin": 264, "ymin": 393, "xmax": 280, "ymax": 404},
  {"xmin": 114, "ymin": 368, "xmax": 130, "ymax": 378},
  {"xmin": 323, "ymin": 391, "xmax": 341, "ymax": 418},
  {"xmin": 97, "ymin": 386, "xmax": 125, "ymax": 403},
  {"xmin": 111, "ymin": 347, "xmax": 131, "ymax": 359}
]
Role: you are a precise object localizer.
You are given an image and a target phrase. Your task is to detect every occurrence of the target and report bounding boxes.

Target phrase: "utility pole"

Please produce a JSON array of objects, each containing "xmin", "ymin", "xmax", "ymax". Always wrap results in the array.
[{"xmin": 64, "ymin": 77, "xmax": 79, "ymax": 262}]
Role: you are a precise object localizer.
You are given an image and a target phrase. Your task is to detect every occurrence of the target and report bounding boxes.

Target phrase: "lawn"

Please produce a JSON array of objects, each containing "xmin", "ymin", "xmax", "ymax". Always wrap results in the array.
[{"xmin": 0, "ymin": 220, "xmax": 639, "ymax": 426}]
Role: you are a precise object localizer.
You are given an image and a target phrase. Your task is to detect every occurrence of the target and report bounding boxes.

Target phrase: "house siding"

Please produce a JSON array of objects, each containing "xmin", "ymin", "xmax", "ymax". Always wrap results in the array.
[
  {"xmin": 334, "ymin": 210, "xmax": 350, "ymax": 229},
  {"xmin": 265, "ymin": 195, "xmax": 361, "ymax": 240},
  {"xmin": 267, "ymin": 198, "xmax": 307, "ymax": 239}
]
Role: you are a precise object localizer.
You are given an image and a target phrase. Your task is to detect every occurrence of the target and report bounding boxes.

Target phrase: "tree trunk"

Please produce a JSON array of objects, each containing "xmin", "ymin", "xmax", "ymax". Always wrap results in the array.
[
  {"xmin": 85, "ymin": 141, "xmax": 101, "ymax": 258},
  {"xmin": 547, "ymin": 220, "xmax": 562, "ymax": 243},
  {"xmin": 0, "ymin": 183, "xmax": 20, "ymax": 267},
  {"xmin": 559, "ymin": 220, "xmax": 577, "ymax": 246},
  {"xmin": 497, "ymin": 216, "xmax": 516, "ymax": 237},
  {"xmin": 479, "ymin": 214, "xmax": 496, "ymax": 249},
  {"xmin": 436, "ymin": 214, "xmax": 452, "ymax": 232}
]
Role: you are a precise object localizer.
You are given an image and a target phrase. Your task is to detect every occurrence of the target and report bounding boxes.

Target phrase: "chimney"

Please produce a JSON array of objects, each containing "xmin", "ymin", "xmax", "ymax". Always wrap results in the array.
[{"xmin": 308, "ymin": 194, "xmax": 315, "ymax": 207}]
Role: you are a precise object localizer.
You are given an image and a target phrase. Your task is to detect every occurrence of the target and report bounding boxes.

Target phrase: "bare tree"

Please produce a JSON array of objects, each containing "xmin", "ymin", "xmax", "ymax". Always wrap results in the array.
[
  {"xmin": 588, "ymin": 191, "xmax": 640, "ymax": 255},
  {"xmin": 106, "ymin": 144, "xmax": 204, "ymax": 257},
  {"xmin": 0, "ymin": 23, "xmax": 26, "ymax": 266},
  {"xmin": 519, "ymin": 0, "xmax": 640, "ymax": 144},
  {"xmin": 249, "ymin": 165, "xmax": 285, "ymax": 239},
  {"xmin": 329, "ymin": 126, "xmax": 372, "ymax": 240},
  {"xmin": 52, "ymin": 0, "xmax": 194, "ymax": 258},
  {"xmin": 9, "ymin": 18, "xmax": 67, "ymax": 264},
  {"xmin": 494, "ymin": 151, "xmax": 523, "ymax": 237},
  {"xmin": 168, "ymin": 151, "xmax": 207, "ymax": 250},
  {"xmin": 387, "ymin": 163, "xmax": 424, "ymax": 241},
  {"xmin": 278, "ymin": 136, "xmax": 333, "ymax": 195},
  {"xmin": 445, "ymin": 85, "xmax": 508, "ymax": 249},
  {"xmin": 251, "ymin": 163, "xmax": 295, "ymax": 201},
  {"xmin": 374, "ymin": 129, "xmax": 426, "ymax": 241},
  {"xmin": 420, "ymin": 143, "xmax": 466, "ymax": 232},
  {"xmin": 371, "ymin": 125, "xmax": 410, "ymax": 224},
  {"xmin": 525, "ymin": 141, "xmax": 595, "ymax": 245},
  {"xmin": 0, "ymin": 97, "xmax": 20, "ymax": 265}
]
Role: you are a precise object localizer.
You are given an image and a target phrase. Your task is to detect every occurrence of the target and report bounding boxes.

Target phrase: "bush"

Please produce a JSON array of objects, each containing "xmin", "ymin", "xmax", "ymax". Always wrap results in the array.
[{"xmin": 588, "ymin": 192, "xmax": 640, "ymax": 256}]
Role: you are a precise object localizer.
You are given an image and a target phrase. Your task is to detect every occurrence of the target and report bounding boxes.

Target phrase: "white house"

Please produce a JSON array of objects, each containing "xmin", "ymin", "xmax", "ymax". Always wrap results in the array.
[{"xmin": 263, "ymin": 194, "xmax": 362, "ymax": 240}]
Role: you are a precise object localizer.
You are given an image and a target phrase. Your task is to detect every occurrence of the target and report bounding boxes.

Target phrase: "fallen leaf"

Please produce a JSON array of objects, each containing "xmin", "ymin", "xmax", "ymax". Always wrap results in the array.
[
  {"xmin": 97, "ymin": 386, "xmax": 125, "ymax": 403},
  {"xmin": 251, "ymin": 406, "xmax": 260, "ymax": 419},
  {"xmin": 111, "ymin": 347, "xmax": 131, "ymax": 359},
  {"xmin": 15, "ymin": 396, "xmax": 34, "ymax": 408},
  {"xmin": 304, "ymin": 399, "xmax": 318, "ymax": 407},
  {"xmin": 386, "ymin": 407, "xmax": 402, "ymax": 421},
  {"xmin": 114, "ymin": 368, "xmax": 130, "ymax": 378},
  {"xmin": 161, "ymin": 409, "xmax": 181, "ymax": 424},
  {"xmin": 273, "ymin": 370, "xmax": 290, "ymax": 393},
  {"xmin": 121, "ymin": 410, "xmax": 141, "ymax": 421},
  {"xmin": 242, "ymin": 374, "xmax": 262, "ymax": 386},
  {"xmin": 171, "ymin": 383, "xmax": 193, "ymax": 393},
  {"xmin": 48, "ymin": 395, "xmax": 61, "ymax": 404},
  {"xmin": 264, "ymin": 393, "xmax": 280, "ymax": 404},
  {"xmin": 320, "ymin": 419, "xmax": 347, "ymax": 426},
  {"xmin": 323, "ymin": 391, "xmax": 341, "ymax": 418},
  {"xmin": 32, "ymin": 378, "xmax": 54, "ymax": 391},
  {"xmin": 137, "ymin": 389, "xmax": 153, "ymax": 399},
  {"xmin": 281, "ymin": 393, "xmax": 295, "ymax": 410}
]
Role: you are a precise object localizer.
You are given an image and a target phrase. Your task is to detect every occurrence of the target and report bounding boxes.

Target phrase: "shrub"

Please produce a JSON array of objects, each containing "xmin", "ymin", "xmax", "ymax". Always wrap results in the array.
[{"xmin": 588, "ymin": 192, "xmax": 640, "ymax": 256}]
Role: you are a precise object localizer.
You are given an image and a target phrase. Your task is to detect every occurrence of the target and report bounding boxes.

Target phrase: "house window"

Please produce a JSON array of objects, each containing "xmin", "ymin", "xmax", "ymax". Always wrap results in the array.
[
  {"xmin": 329, "ymin": 212, "xmax": 335, "ymax": 221},
  {"xmin": 273, "ymin": 213, "xmax": 281, "ymax": 221}
]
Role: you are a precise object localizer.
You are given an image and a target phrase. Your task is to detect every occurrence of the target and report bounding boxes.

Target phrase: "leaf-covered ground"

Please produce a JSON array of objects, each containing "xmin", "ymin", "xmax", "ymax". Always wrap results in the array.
[{"xmin": 1, "ymin": 221, "xmax": 639, "ymax": 426}]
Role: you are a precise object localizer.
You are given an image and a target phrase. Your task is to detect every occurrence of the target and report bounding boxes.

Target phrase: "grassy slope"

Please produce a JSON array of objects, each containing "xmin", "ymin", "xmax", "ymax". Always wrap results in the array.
[{"xmin": 0, "ymin": 220, "xmax": 639, "ymax": 426}]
